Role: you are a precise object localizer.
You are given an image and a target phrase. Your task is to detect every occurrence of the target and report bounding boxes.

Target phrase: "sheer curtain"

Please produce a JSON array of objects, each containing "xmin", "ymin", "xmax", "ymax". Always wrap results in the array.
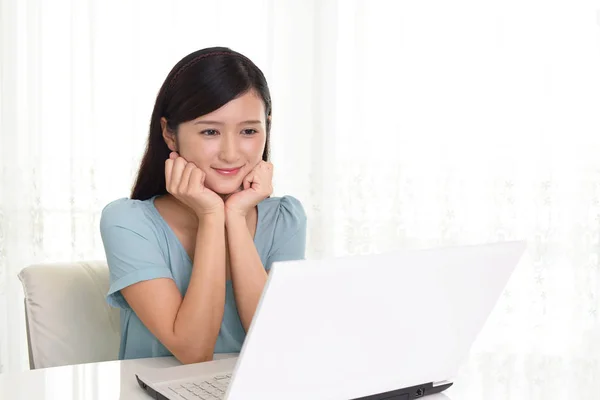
[{"xmin": 2, "ymin": 0, "xmax": 600, "ymax": 394}]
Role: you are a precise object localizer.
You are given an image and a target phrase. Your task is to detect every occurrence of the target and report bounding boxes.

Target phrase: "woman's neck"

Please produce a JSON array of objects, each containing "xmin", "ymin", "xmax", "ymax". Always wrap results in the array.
[{"xmin": 158, "ymin": 194, "xmax": 199, "ymax": 231}]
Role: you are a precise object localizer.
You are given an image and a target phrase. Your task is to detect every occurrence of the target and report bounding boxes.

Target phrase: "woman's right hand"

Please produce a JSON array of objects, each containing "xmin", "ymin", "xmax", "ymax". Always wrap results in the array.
[{"xmin": 165, "ymin": 152, "xmax": 224, "ymax": 216}]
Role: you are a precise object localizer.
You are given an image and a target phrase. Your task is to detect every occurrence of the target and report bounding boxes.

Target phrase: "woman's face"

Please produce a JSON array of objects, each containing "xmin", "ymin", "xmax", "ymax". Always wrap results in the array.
[{"xmin": 163, "ymin": 90, "xmax": 267, "ymax": 195}]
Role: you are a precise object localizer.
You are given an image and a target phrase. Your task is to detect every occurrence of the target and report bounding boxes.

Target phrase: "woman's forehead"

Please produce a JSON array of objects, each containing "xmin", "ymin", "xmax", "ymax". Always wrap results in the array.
[{"xmin": 195, "ymin": 91, "xmax": 265, "ymax": 122}]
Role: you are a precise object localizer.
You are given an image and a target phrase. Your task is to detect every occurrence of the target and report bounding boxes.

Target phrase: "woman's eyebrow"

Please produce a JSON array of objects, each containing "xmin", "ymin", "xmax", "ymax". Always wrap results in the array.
[
  {"xmin": 194, "ymin": 120, "xmax": 223, "ymax": 125},
  {"xmin": 193, "ymin": 120, "xmax": 262, "ymax": 125}
]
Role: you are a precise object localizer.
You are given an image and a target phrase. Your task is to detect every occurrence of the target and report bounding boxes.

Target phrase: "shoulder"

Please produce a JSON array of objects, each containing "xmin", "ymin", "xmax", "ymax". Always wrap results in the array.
[
  {"xmin": 259, "ymin": 196, "xmax": 307, "ymax": 264},
  {"xmin": 100, "ymin": 197, "xmax": 157, "ymax": 237},
  {"xmin": 260, "ymin": 195, "xmax": 307, "ymax": 252},
  {"xmin": 260, "ymin": 195, "xmax": 307, "ymax": 233},
  {"xmin": 100, "ymin": 198, "xmax": 173, "ymax": 309},
  {"xmin": 100, "ymin": 197, "xmax": 169, "ymax": 270}
]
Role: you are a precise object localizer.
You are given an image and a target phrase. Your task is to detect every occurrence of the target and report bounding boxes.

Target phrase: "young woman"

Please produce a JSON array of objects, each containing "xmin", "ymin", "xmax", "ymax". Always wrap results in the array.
[{"xmin": 100, "ymin": 47, "xmax": 307, "ymax": 364}]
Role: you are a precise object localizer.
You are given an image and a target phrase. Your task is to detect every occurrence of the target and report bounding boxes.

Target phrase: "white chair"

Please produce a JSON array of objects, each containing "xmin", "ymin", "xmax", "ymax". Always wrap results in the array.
[{"xmin": 18, "ymin": 261, "xmax": 120, "ymax": 369}]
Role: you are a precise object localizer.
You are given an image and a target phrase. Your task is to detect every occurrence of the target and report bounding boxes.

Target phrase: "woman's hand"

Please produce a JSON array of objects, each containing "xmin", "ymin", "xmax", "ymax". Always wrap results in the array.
[
  {"xmin": 165, "ymin": 152, "xmax": 224, "ymax": 216},
  {"xmin": 225, "ymin": 161, "xmax": 274, "ymax": 219}
]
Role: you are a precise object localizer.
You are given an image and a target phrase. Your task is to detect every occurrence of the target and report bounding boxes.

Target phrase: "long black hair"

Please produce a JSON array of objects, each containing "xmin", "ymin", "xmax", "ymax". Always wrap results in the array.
[{"xmin": 131, "ymin": 47, "xmax": 272, "ymax": 200}]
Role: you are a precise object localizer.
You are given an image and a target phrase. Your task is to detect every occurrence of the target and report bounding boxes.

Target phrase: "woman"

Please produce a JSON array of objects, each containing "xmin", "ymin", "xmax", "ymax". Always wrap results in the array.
[{"xmin": 100, "ymin": 47, "xmax": 307, "ymax": 364}]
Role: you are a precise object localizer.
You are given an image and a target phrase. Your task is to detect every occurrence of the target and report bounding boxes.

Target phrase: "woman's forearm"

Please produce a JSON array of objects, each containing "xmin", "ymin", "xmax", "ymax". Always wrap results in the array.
[
  {"xmin": 226, "ymin": 214, "xmax": 268, "ymax": 332},
  {"xmin": 173, "ymin": 212, "xmax": 227, "ymax": 362}
]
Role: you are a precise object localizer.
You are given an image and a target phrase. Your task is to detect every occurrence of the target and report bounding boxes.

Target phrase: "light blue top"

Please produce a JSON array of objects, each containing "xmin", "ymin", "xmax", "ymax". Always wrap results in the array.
[{"xmin": 99, "ymin": 195, "xmax": 307, "ymax": 360}]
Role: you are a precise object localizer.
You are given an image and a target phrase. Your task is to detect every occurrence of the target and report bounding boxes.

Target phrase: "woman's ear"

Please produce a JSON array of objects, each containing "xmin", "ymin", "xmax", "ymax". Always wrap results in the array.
[{"xmin": 161, "ymin": 117, "xmax": 178, "ymax": 152}]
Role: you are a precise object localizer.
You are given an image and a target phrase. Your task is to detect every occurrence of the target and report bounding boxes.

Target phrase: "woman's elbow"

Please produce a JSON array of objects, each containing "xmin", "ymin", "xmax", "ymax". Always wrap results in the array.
[
  {"xmin": 177, "ymin": 352, "xmax": 214, "ymax": 365},
  {"xmin": 171, "ymin": 344, "xmax": 215, "ymax": 365},
  {"xmin": 166, "ymin": 329, "xmax": 217, "ymax": 364}
]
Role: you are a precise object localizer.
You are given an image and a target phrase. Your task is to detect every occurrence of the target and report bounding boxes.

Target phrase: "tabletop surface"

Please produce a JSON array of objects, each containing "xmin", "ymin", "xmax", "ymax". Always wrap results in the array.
[{"xmin": 1, "ymin": 352, "xmax": 598, "ymax": 399}]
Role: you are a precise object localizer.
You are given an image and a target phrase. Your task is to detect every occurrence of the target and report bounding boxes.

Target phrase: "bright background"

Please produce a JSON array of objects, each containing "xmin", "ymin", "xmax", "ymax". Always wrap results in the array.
[{"xmin": 2, "ymin": 0, "xmax": 600, "ymax": 396}]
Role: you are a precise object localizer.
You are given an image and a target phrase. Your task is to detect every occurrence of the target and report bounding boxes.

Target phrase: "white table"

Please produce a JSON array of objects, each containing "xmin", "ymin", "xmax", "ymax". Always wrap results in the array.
[
  {"xmin": 0, "ymin": 354, "xmax": 451, "ymax": 400},
  {"xmin": 0, "ymin": 355, "xmax": 187, "ymax": 400},
  {"xmin": 1, "ymin": 353, "xmax": 598, "ymax": 399}
]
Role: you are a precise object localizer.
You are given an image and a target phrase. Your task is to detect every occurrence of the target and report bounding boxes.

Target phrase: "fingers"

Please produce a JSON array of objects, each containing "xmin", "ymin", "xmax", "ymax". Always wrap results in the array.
[
  {"xmin": 170, "ymin": 157, "xmax": 187, "ymax": 192},
  {"xmin": 165, "ymin": 152, "xmax": 188, "ymax": 194},
  {"xmin": 258, "ymin": 161, "xmax": 274, "ymax": 181},
  {"xmin": 178, "ymin": 161, "xmax": 196, "ymax": 192},
  {"xmin": 251, "ymin": 161, "xmax": 273, "ymax": 175},
  {"xmin": 261, "ymin": 162, "xmax": 274, "ymax": 196},
  {"xmin": 262, "ymin": 161, "xmax": 273, "ymax": 171},
  {"xmin": 244, "ymin": 161, "xmax": 273, "ymax": 194},
  {"xmin": 243, "ymin": 172, "xmax": 253, "ymax": 190},
  {"xmin": 165, "ymin": 159, "xmax": 173, "ymax": 188},
  {"xmin": 165, "ymin": 152, "xmax": 178, "ymax": 186},
  {"xmin": 257, "ymin": 161, "xmax": 273, "ymax": 176},
  {"xmin": 189, "ymin": 168, "xmax": 205, "ymax": 193}
]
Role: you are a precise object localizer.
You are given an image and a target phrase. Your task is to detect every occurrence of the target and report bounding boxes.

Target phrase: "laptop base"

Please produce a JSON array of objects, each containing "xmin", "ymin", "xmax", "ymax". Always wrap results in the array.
[
  {"xmin": 351, "ymin": 381, "xmax": 453, "ymax": 400},
  {"xmin": 136, "ymin": 374, "xmax": 452, "ymax": 400},
  {"xmin": 137, "ymin": 375, "xmax": 165, "ymax": 400}
]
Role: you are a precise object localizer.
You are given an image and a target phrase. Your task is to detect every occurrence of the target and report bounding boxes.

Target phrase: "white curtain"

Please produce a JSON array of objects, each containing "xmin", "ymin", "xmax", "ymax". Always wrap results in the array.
[{"xmin": 2, "ymin": 0, "xmax": 600, "ymax": 395}]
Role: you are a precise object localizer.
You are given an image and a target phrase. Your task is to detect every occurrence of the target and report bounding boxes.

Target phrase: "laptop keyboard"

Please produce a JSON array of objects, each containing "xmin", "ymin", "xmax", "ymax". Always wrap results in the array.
[{"xmin": 167, "ymin": 374, "xmax": 231, "ymax": 400}]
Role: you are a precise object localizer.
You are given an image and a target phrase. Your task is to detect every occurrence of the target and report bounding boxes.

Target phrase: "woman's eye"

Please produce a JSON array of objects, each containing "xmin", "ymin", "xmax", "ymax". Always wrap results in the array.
[
  {"xmin": 242, "ymin": 129, "xmax": 257, "ymax": 135},
  {"xmin": 201, "ymin": 129, "xmax": 218, "ymax": 136}
]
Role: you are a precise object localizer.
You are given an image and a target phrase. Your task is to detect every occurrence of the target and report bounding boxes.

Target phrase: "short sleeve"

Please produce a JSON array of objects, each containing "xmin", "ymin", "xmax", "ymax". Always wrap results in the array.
[
  {"xmin": 100, "ymin": 198, "xmax": 174, "ymax": 309},
  {"xmin": 265, "ymin": 196, "xmax": 307, "ymax": 270}
]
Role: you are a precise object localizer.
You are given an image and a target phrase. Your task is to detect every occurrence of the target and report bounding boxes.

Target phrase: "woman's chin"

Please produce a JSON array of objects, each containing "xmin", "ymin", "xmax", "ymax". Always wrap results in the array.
[{"xmin": 207, "ymin": 182, "xmax": 243, "ymax": 196}]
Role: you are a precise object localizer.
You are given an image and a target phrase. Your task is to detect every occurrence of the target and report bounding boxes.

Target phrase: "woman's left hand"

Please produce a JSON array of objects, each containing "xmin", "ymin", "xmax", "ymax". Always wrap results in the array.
[{"xmin": 225, "ymin": 161, "xmax": 274, "ymax": 219}]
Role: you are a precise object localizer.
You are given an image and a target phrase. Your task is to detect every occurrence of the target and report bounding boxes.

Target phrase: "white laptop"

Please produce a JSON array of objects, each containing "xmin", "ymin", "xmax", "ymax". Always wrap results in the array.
[{"xmin": 135, "ymin": 240, "xmax": 526, "ymax": 400}]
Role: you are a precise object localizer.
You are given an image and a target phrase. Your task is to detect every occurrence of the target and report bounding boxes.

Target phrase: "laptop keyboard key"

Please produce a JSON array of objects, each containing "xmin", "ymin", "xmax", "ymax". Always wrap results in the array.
[
  {"xmin": 168, "ymin": 386, "xmax": 195, "ymax": 400},
  {"xmin": 167, "ymin": 374, "xmax": 231, "ymax": 400}
]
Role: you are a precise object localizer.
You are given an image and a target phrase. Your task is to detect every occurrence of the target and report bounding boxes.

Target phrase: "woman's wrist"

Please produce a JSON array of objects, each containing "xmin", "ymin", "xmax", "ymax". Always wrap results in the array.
[
  {"xmin": 224, "ymin": 210, "xmax": 247, "ymax": 228},
  {"xmin": 196, "ymin": 209, "xmax": 226, "ymax": 226},
  {"xmin": 193, "ymin": 202, "xmax": 225, "ymax": 217}
]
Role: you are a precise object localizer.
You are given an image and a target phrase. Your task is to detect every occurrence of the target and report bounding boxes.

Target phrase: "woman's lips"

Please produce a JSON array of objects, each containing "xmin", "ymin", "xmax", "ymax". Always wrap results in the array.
[{"xmin": 213, "ymin": 167, "xmax": 242, "ymax": 176}]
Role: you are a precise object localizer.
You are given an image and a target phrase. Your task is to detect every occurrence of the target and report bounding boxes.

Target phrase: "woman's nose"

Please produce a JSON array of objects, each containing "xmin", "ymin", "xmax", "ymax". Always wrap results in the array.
[{"xmin": 219, "ymin": 135, "xmax": 240, "ymax": 163}]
